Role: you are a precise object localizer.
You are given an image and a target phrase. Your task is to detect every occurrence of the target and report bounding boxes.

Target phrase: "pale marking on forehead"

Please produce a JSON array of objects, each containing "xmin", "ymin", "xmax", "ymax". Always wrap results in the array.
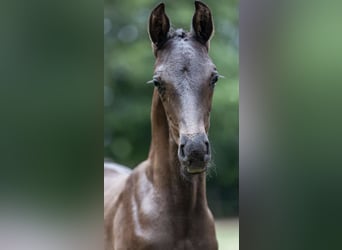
[{"xmin": 154, "ymin": 39, "xmax": 215, "ymax": 85}]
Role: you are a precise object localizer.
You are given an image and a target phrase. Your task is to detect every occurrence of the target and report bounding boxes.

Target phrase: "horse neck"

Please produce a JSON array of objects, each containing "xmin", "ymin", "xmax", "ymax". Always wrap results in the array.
[{"xmin": 147, "ymin": 89, "xmax": 208, "ymax": 210}]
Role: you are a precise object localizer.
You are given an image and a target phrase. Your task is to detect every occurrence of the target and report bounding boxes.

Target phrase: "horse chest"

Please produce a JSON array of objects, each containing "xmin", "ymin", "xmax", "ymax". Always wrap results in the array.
[
  {"xmin": 113, "ymin": 195, "xmax": 217, "ymax": 250},
  {"xmin": 122, "ymin": 223, "xmax": 217, "ymax": 250},
  {"xmin": 134, "ymin": 209, "xmax": 217, "ymax": 249}
]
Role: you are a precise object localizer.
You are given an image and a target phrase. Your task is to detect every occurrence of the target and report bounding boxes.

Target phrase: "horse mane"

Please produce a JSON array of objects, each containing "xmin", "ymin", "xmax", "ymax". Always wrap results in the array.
[{"xmin": 167, "ymin": 28, "xmax": 191, "ymax": 40}]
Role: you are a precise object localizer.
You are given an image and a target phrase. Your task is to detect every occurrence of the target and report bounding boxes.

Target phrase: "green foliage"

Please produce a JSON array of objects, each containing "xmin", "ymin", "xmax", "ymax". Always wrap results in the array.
[{"xmin": 104, "ymin": 0, "xmax": 239, "ymax": 217}]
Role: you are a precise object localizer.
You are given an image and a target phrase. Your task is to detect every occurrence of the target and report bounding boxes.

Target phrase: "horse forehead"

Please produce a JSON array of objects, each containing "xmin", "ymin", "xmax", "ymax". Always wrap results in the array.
[{"xmin": 157, "ymin": 40, "xmax": 212, "ymax": 74}]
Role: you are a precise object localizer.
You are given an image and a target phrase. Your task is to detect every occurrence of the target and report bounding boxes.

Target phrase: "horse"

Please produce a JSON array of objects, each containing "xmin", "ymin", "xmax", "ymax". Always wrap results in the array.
[{"xmin": 104, "ymin": 1, "xmax": 220, "ymax": 249}]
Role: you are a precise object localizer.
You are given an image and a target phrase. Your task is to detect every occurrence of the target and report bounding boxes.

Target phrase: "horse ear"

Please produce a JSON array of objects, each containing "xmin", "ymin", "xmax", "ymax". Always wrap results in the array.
[
  {"xmin": 192, "ymin": 1, "xmax": 214, "ymax": 48},
  {"xmin": 149, "ymin": 3, "xmax": 170, "ymax": 49}
]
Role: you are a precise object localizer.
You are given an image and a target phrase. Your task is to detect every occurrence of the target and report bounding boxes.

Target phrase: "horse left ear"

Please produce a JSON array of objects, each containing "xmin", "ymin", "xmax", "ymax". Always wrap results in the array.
[{"xmin": 192, "ymin": 1, "xmax": 214, "ymax": 48}]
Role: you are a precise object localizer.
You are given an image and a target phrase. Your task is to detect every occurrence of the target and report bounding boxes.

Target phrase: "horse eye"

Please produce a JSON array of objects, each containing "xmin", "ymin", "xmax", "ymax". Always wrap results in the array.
[
  {"xmin": 153, "ymin": 79, "xmax": 161, "ymax": 87},
  {"xmin": 211, "ymin": 75, "xmax": 219, "ymax": 86},
  {"xmin": 147, "ymin": 77, "xmax": 162, "ymax": 87}
]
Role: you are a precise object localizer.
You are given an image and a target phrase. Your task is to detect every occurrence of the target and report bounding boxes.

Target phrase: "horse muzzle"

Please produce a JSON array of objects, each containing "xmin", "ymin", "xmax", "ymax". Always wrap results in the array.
[{"xmin": 178, "ymin": 133, "xmax": 211, "ymax": 174}]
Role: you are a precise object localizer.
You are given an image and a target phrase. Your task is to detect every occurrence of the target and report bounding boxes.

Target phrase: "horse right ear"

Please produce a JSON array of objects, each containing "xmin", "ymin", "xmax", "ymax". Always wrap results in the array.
[{"xmin": 148, "ymin": 3, "xmax": 170, "ymax": 49}]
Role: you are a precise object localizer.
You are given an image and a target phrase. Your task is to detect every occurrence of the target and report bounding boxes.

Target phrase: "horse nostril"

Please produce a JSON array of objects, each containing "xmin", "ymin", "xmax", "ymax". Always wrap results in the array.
[
  {"xmin": 205, "ymin": 141, "xmax": 210, "ymax": 154},
  {"xmin": 180, "ymin": 144, "xmax": 185, "ymax": 158}
]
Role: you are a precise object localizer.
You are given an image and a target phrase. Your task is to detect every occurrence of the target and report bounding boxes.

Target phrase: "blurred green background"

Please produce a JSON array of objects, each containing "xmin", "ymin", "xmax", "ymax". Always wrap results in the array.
[{"xmin": 104, "ymin": 0, "xmax": 238, "ymax": 218}]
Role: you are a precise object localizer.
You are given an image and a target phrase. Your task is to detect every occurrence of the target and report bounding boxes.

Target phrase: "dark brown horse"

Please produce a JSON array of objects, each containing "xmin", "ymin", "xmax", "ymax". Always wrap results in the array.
[{"xmin": 105, "ymin": 1, "xmax": 220, "ymax": 249}]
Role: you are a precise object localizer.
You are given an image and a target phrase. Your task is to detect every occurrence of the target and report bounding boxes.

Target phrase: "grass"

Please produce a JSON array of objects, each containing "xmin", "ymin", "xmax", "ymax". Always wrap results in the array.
[{"xmin": 215, "ymin": 218, "xmax": 239, "ymax": 250}]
